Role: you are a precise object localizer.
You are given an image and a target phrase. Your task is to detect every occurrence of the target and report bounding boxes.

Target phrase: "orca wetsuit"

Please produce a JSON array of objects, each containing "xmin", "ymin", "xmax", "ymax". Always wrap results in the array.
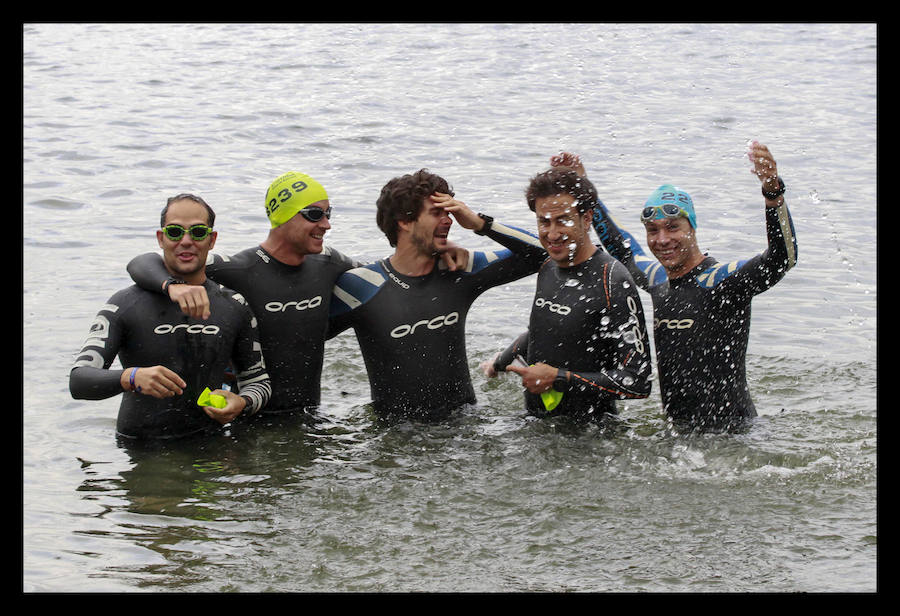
[
  {"xmin": 127, "ymin": 245, "xmax": 359, "ymax": 413},
  {"xmin": 492, "ymin": 249, "xmax": 653, "ymax": 419},
  {"xmin": 70, "ymin": 279, "xmax": 271, "ymax": 440},
  {"xmin": 591, "ymin": 199, "xmax": 798, "ymax": 430},
  {"xmin": 327, "ymin": 221, "xmax": 546, "ymax": 418}
]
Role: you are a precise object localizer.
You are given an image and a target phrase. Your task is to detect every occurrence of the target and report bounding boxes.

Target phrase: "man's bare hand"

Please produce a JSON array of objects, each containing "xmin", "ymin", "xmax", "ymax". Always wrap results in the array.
[
  {"xmin": 550, "ymin": 152, "xmax": 587, "ymax": 177},
  {"xmin": 121, "ymin": 365, "xmax": 186, "ymax": 398},
  {"xmin": 168, "ymin": 284, "xmax": 211, "ymax": 320},
  {"xmin": 505, "ymin": 361, "xmax": 559, "ymax": 394},
  {"xmin": 201, "ymin": 389, "xmax": 247, "ymax": 425}
]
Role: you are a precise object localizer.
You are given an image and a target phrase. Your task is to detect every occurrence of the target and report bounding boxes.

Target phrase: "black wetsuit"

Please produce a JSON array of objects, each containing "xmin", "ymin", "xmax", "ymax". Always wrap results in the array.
[
  {"xmin": 492, "ymin": 249, "xmax": 653, "ymax": 419},
  {"xmin": 591, "ymin": 199, "xmax": 798, "ymax": 430},
  {"xmin": 69, "ymin": 279, "xmax": 271, "ymax": 440},
  {"xmin": 127, "ymin": 245, "xmax": 359, "ymax": 413},
  {"xmin": 327, "ymin": 221, "xmax": 546, "ymax": 418}
]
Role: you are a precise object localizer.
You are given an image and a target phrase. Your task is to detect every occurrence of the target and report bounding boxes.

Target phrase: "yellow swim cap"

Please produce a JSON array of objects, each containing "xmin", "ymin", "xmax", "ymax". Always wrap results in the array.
[
  {"xmin": 265, "ymin": 171, "xmax": 329, "ymax": 228},
  {"xmin": 197, "ymin": 387, "xmax": 227, "ymax": 409},
  {"xmin": 541, "ymin": 388, "xmax": 563, "ymax": 411}
]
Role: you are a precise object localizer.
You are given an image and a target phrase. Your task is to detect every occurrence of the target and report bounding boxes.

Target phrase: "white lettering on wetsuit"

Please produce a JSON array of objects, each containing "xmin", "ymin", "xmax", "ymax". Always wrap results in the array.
[
  {"xmin": 390, "ymin": 312, "xmax": 460, "ymax": 338},
  {"xmin": 154, "ymin": 323, "xmax": 221, "ymax": 335},
  {"xmin": 534, "ymin": 297, "xmax": 572, "ymax": 315},
  {"xmin": 388, "ymin": 272, "xmax": 410, "ymax": 289},
  {"xmin": 265, "ymin": 296, "xmax": 323, "ymax": 312},
  {"xmin": 655, "ymin": 317, "xmax": 695, "ymax": 330},
  {"xmin": 625, "ymin": 295, "xmax": 647, "ymax": 355}
]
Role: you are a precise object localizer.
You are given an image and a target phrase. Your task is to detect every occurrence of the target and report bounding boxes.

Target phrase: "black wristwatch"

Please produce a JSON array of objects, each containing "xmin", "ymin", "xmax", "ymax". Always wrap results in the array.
[
  {"xmin": 553, "ymin": 368, "xmax": 570, "ymax": 392},
  {"xmin": 761, "ymin": 176, "xmax": 786, "ymax": 200},
  {"xmin": 475, "ymin": 213, "xmax": 494, "ymax": 235},
  {"xmin": 162, "ymin": 277, "xmax": 186, "ymax": 294}
]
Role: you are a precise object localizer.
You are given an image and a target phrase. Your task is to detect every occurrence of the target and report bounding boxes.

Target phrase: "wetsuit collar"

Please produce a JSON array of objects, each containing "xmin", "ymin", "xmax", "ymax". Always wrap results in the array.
[
  {"xmin": 384, "ymin": 254, "xmax": 437, "ymax": 279},
  {"xmin": 672, "ymin": 255, "xmax": 716, "ymax": 283}
]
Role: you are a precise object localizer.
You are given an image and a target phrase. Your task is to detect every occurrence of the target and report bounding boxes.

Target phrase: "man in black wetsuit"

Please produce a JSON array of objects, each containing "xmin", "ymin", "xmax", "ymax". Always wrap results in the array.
[
  {"xmin": 556, "ymin": 142, "xmax": 798, "ymax": 431},
  {"xmin": 70, "ymin": 194, "xmax": 272, "ymax": 440},
  {"xmin": 328, "ymin": 169, "xmax": 547, "ymax": 419},
  {"xmin": 483, "ymin": 169, "xmax": 652, "ymax": 420},
  {"xmin": 127, "ymin": 172, "xmax": 366, "ymax": 415},
  {"xmin": 126, "ymin": 172, "xmax": 356, "ymax": 414}
]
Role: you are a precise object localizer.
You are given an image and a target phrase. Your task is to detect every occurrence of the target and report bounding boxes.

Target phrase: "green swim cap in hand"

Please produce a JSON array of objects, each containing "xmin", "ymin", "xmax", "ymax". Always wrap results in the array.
[{"xmin": 197, "ymin": 387, "xmax": 227, "ymax": 409}]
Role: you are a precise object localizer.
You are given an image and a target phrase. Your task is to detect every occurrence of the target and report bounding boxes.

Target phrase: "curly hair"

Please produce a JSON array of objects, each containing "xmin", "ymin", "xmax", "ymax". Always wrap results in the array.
[
  {"xmin": 525, "ymin": 169, "xmax": 598, "ymax": 214},
  {"xmin": 376, "ymin": 169, "xmax": 454, "ymax": 247}
]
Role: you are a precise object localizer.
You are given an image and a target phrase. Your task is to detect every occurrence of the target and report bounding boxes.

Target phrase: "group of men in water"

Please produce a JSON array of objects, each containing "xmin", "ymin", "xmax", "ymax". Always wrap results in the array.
[{"xmin": 70, "ymin": 142, "xmax": 797, "ymax": 441}]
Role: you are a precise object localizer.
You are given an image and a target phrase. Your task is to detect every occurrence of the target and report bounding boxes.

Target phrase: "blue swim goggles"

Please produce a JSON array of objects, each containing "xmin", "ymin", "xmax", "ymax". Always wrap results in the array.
[{"xmin": 640, "ymin": 185, "xmax": 697, "ymax": 228}]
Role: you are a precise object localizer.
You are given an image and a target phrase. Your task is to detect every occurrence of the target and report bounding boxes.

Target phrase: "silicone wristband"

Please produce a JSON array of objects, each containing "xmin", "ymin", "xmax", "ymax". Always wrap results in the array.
[{"xmin": 129, "ymin": 367, "xmax": 141, "ymax": 392}]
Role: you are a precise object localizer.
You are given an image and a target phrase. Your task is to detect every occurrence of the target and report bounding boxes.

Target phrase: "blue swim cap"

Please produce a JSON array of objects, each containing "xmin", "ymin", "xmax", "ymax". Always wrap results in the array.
[{"xmin": 642, "ymin": 184, "xmax": 697, "ymax": 229}]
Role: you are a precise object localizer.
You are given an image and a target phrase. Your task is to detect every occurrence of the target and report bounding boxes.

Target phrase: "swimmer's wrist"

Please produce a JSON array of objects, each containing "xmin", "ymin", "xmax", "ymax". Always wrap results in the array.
[
  {"xmin": 761, "ymin": 176, "xmax": 785, "ymax": 200},
  {"xmin": 119, "ymin": 369, "xmax": 131, "ymax": 392},
  {"xmin": 120, "ymin": 367, "xmax": 141, "ymax": 393},
  {"xmin": 162, "ymin": 276, "xmax": 186, "ymax": 295},
  {"xmin": 475, "ymin": 213, "xmax": 493, "ymax": 235},
  {"xmin": 553, "ymin": 368, "xmax": 571, "ymax": 392}
]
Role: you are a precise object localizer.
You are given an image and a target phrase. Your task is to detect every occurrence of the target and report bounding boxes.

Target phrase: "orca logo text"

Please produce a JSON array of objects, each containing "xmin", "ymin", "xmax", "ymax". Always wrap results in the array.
[
  {"xmin": 534, "ymin": 297, "xmax": 571, "ymax": 315},
  {"xmin": 655, "ymin": 318, "xmax": 694, "ymax": 330},
  {"xmin": 265, "ymin": 296, "xmax": 323, "ymax": 312},
  {"xmin": 154, "ymin": 324, "xmax": 221, "ymax": 335},
  {"xmin": 390, "ymin": 312, "xmax": 459, "ymax": 338}
]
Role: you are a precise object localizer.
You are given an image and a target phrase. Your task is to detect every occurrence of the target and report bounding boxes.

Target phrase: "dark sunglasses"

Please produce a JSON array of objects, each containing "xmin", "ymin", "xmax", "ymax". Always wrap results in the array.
[
  {"xmin": 162, "ymin": 224, "xmax": 214, "ymax": 241},
  {"xmin": 299, "ymin": 206, "xmax": 332, "ymax": 223}
]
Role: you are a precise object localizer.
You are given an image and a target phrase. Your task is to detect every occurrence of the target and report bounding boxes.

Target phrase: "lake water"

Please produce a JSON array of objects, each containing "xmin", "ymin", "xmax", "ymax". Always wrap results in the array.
[{"xmin": 23, "ymin": 22, "xmax": 877, "ymax": 592}]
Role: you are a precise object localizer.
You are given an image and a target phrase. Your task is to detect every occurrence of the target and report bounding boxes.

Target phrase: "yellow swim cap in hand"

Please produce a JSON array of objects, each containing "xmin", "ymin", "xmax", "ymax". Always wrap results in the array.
[
  {"xmin": 265, "ymin": 171, "xmax": 329, "ymax": 228},
  {"xmin": 197, "ymin": 387, "xmax": 227, "ymax": 409},
  {"xmin": 541, "ymin": 389, "xmax": 564, "ymax": 412}
]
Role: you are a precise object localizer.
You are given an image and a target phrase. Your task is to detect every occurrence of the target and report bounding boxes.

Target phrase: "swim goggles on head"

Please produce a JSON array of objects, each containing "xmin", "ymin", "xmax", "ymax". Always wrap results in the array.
[
  {"xmin": 299, "ymin": 205, "xmax": 332, "ymax": 223},
  {"xmin": 162, "ymin": 224, "xmax": 214, "ymax": 241},
  {"xmin": 640, "ymin": 203, "xmax": 689, "ymax": 223}
]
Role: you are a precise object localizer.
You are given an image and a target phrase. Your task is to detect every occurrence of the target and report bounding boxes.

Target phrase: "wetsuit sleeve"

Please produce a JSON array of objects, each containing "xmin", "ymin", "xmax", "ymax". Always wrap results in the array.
[
  {"xmin": 492, "ymin": 331, "xmax": 529, "ymax": 372},
  {"xmin": 464, "ymin": 221, "xmax": 547, "ymax": 292},
  {"xmin": 695, "ymin": 201, "xmax": 798, "ymax": 298},
  {"xmin": 69, "ymin": 294, "xmax": 128, "ymax": 400},
  {"xmin": 558, "ymin": 262, "xmax": 652, "ymax": 401},
  {"xmin": 483, "ymin": 221, "xmax": 546, "ymax": 260},
  {"xmin": 227, "ymin": 299, "xmax": 272, "ymax": 415},
  {"xmin": 126, "ymin": 252, "xmax": 171, "ymax": 294},
  {"xmin": 126, "ymin": 251, "xmax": 230, "ymax": 294},
  {"xmin": 591, "ymin": 199, "xmax": 667, "ymax": 290},
  {"xmin": 326, "ymin": 265, "xmax": 384, "ymax": 339},
  {"xmin": 327, "ymin": 245, "xmax": 364, "ymax": 271}
]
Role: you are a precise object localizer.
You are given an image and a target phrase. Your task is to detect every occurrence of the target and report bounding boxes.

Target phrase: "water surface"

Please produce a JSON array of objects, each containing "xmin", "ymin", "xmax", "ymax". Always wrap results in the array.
[{"xmin": 23, "ymin": 23, "xmax": 877, "ymax": 592}]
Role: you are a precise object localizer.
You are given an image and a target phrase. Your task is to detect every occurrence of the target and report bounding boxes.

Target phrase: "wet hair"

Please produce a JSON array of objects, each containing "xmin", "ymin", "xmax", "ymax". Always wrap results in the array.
[
  {"xmin": 375, "ymin": 169, "xmax": 454, "ymax": 247},
  {"xmin": 160, "ymin": 193, "xmax": 216, "ymax": 228},
  {"xmin": 525, "ymin": 168, "xmax": 598, "ymax": 214}
]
